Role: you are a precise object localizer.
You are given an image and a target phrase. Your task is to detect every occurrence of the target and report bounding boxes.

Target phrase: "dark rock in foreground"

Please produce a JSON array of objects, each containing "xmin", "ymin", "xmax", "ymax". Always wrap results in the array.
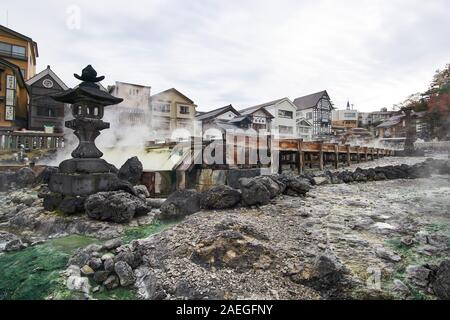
[
  {"xmin": 432, "ymin": 260, "xmax": 450, "ymax": 299},
  {"xmin": 160, "ymin": 189, "xmax": 201, "ymax": 219},
  {"xmin": 239, "ymin": 177, "xmax": 271, "ymax": 206},
  {"xmin": 200, "ymin": 185, "xmax": 241, "ymax": 210},
  {"xmin": 118, "ymin": 157, "xmax": 143, "ymax": 185},
  {"xmin": 85, "ymin": 191, "xmax": 150, "ymax": 223}
]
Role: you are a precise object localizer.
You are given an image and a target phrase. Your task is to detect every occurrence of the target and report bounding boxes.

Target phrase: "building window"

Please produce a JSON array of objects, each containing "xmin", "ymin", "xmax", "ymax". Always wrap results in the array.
[
  {"xmin": 278, "ymin": 110, "xmax": 293, "ymax": 119},
  {"xmin": 279, "ymin": 125, "xmax": 294, "ymax": 134},
  {"xmin": 153, "ymin": 103, "xmax": 170, "ymax": 113},
  {"xmin": 180, "ymin": 106, "xmax": 190, "ymax": 114},
  {"xmin": 37, "ymin": 107, "xmax": 57, "ymax": 117},
  {"xmin": 306, "ymin": 112, "xmax": 313, "ymax": 120},
  {"xmin": 0, "ymin": 42, "xmax": 26, "ymax": 59},
  {"xmin": 344, "ymin": 113, "xmax": 356, "ymax": 119}
]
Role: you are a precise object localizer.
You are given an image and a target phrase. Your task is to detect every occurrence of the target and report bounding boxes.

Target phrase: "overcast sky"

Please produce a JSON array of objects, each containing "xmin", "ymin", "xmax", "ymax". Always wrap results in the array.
[{"xmin": 2, "ymin": 0, "xmax": 449, "ymax": 112}]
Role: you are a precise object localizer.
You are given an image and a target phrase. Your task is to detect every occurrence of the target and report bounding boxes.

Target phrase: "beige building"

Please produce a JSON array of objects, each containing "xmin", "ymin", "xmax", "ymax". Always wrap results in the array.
[
  {"xmin": 0, "ymin": 25, "xmax": 38, "ymax": 130},
  {"xmin": 150, "ymin": 88, "xmax": 197, "ymax": 137},
  {"xmin": 108, "ymin": 81, "xmax": 151, "ymax": 126}
]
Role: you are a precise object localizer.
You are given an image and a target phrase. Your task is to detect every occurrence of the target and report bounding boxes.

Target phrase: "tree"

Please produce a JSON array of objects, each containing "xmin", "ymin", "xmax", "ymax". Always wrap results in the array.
[{"xmin": 422, "ymin": 64, "xmax": 450, "ymax": 140}]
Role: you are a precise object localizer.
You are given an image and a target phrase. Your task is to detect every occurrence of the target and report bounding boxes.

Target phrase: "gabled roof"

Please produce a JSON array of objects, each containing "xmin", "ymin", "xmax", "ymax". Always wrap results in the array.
[
  {"xmin": 151, "ymin": 88, "xmax": 194, "ymax": 104},
  {"xmin": 228, "ymin": 115, "xmax": 253, "ymax": 123},
  {"xmin": 376, "ymin": 115, "xmax": 404, "ymax": 128},
  {"xmin": 0, "ymin": 57, "xmax": 28, "ymax": 91},
  {"xmin": 240, "ymin": 97, "xmax": 289, "ymax": 114},
  {"xmin": 0, "ymin": 25, "xmax": 39, "ymax": 62},
  {"xmin": 196, "ymin": 104, "xmax": 240, "ymax": 121},
  {"xmin": 239, "ymin": 105, "xmax": 275, "ymax": 119},
  {"xmin": 26, "ymin": 65, "xmax": 68, "ymax": 90},
  {"xmin": 297, "ymin": 118, "xmax": 313, "ymax": 127},
  {"xmin": 210, "ymin": 119, "xmax": 242, "ymax": 131},
  {"xmin": 293, "ymin": 90, "xmax": 330, "ymax": 111}
]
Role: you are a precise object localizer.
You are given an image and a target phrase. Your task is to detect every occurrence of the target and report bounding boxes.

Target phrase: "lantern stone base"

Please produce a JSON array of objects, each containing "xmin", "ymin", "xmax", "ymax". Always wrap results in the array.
[
  {"xmin": 49, "ymin": 172, "xmax": 118, "ymax": 197},
  {"xmin": 59, "ymin": 158, "xmax": 117, "ymax": 174}
]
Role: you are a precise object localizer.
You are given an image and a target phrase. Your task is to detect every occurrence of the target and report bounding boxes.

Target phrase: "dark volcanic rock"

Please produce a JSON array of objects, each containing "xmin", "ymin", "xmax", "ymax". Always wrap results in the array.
[
  {"xmin": 58, "ymin": 196, "xmax": 86, "ymax": 215},
  {"xmin": 226, "ymin": 168, "xmax": 261, "ymax": 189},
  {"xmin": 15, "ymin": 167, "xmax": 35, "ymax": 187},
  {"xmin": 160, "ymin": 189, "xmax": 201, "ymax": 219},
  {"xmin": 114, "ymin": 261, "xmax": 136, "ymax": 287},
  {"xmin": 200, "ymin": 185, "xmax": 241, "ymax": 210},
  {"xmin": 118, "ymin": 157, "xmax": 143, "ymax": 185},
  {"xmin": 104, "ymin": 275, "xmax": 120, "ymax": 290},
  {"xmin": 432, "ymin": 260, "xmax": 450, "ymax": 299},
  {"xmin": 292, "ymin": 253, "xmax": 349, "ymax": 298},
  {"xmin": 85, "ymin": 191, "xmax": 150, "ymax": 223},
  {"xmin": 37, "ymin": 166, "xmax": 59, "ymax": 184},
  {"xmin": 276, "ymin": 174, "xmax": 311, "ymax": 196},
  {"xmin": 109, "ymin": 176, "xmax": 138, "ymax": 196},
  {"xmin": 239, "ymin": 178, "xmax": 271, "ymax": 206},
  {"xmin": 43, "ymin": 193, "xmax": 64, "ymax": 211},
  {"xmin": 254, "ymin": 176, "xmax": 286, "ymax": 198}
]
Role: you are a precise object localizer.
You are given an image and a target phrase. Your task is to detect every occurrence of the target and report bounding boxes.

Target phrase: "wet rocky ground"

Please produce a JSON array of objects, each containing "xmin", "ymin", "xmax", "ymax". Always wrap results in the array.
[
  {"xmin": 1, "ymin": 156, "xmax": 449, "ymax": 300},
  {"xmin": 119, "ymin": 156, "xmax": 450, "ymax": 300}
]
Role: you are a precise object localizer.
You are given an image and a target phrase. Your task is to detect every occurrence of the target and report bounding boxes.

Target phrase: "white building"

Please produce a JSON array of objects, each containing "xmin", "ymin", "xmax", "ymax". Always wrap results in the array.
[
  {"xmin": 296, "ymin": 118, "xmax": 313, "ymax": 141},
  {"xmin": 293, "ymin": 90, "xmax": 334, "ymax": 138},
  {"xmin": 240, "ymin": 98, "xmax": 298, "ymax": 138},
  {"xmin": 108, "ymin": 81, "xmax": 152, "ymax": 126}
]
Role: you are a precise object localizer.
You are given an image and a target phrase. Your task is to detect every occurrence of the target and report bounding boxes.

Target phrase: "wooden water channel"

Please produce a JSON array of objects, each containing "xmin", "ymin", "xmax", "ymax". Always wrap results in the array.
[{"xmin": 275, "ymin": 139, "xmax": 394, "ymax": 173}]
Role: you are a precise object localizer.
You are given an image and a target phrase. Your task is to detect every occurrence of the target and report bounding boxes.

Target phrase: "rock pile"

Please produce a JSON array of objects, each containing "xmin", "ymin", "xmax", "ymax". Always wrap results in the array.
[
  {"xmin": 85, "ymin": 191, "xmax": 151, "ymax": 223},
  {"xmin": 64, "ymin": 238, "xmax": 143, "ymax": 295},
  {"xmin": 37, "ymin": 157, "xmax": 148, "ymax": 221}
]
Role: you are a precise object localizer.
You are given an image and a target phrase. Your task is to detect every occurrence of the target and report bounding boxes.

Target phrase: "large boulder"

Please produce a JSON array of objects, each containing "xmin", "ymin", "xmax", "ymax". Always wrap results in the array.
[
  {"xmin": 277, "ymin": 174, "xmax": 311, "ymax": 196},
  {"xmin": 36, "ymin": 166, "xmax": 59, "ymax": 184},
  {"xmin": 114, "ymin": 261, "xmax": 136, "ymax": 287},
  {"xmin": 58, "ymin": 196, "xmax": 86, "ymax": 215},
  {"xmin": 239, "ymin": 178, "xmax": 271, "ymax": 206},
  {"xmin": 43, "ymin": 193, "xmax": 64, "ymax": 211},
  {"xmin": 160, "ymin": 189, "xmax": 201, "ymax": 219},
  {"xmin": 15, "ymin": 167, "xmax": 35, "ymax": 187},
  {"xmin": 134, "ymin": 185, "xmax": 150, "ymax": 199},
  {"xmin": 226, "ymin": 169, "xmax": 261, "ymax": 189},
  {"xmin": 293, "ymin": 253, "xmax": 349, "ymax": 297},
  {"xmin": 85, "ymin": 191, "xmax": 150, "ymax": 223},
  {"xmin": 200, "ymin": 185, "xmax": 241, "ymax": 210},
  {"xmin": 118, "ymin": 157, "xmax": 143, "ymax": 185},
  {"xmin": 432, "ymin": 260, "xmax": 450, "ymax": 299},
  {"xmin": 109, "ymin": 176, "xmax": 137, "ymax": 196},
  {"xmin": 254, "ymin": 176, "xmax": 286, "ymax": 198}
]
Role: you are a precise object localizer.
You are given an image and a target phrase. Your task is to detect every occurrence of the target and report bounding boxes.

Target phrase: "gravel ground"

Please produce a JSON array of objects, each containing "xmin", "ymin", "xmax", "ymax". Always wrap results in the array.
[{"xmin": 130, "ymin": 157, "xmax": 450, "ymax": 300}]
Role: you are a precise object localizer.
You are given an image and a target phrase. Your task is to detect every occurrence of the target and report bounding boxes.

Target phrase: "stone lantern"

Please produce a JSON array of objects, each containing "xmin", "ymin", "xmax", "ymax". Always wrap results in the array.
[{"xmin": 48, "ymin": 65, "xmax": 123, "ymax": 196}]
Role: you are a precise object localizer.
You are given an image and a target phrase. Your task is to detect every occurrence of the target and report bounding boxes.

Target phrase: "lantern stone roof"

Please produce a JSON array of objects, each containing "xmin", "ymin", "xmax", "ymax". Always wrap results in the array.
[
  {"xmin": 51, "ymin": 65, "xmax": 123, "ymax": 106},
  {"xmin": 52, "ymin": 84, "xmax": 123, "ymax": 105}
]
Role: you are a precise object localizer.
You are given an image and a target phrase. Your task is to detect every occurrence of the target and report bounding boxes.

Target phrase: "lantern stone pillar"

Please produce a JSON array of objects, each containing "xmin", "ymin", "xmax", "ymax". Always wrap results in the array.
[{"xmin": 48, "ymin": 65, "xmax": 124, "ymax": 196}]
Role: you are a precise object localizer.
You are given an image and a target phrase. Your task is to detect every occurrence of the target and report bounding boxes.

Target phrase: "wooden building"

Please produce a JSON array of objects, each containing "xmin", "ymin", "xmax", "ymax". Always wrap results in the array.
[
  {"xmin": 0, "ymin": 57, "xmax": 29, "ymax": 131},
  {"xmin": 26, "ymin": 66, "xmax": 68, "ymax": 133}
]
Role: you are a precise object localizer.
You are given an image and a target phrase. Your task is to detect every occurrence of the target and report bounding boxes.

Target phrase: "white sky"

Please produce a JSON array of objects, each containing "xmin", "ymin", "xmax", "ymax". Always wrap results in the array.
[{"xmin": 2, "ymin": 0, "xmax": 449, "ymax": 112}]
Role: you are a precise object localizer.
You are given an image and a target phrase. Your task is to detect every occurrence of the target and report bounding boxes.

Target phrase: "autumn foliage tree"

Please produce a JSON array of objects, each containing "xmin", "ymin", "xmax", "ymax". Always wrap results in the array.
[{"xmin": 423, "ymin": 64, "xmax": 450, "ymax": 140}]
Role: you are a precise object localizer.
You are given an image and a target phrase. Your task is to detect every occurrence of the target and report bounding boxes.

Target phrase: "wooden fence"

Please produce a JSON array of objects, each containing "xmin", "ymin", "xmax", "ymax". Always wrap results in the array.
[
  {"xmin": 0, "ymin": 131, "xmax": 64, "ymax": 151},
  {"xmin": 275, "ymin": 139, "xmax": 394, "ymax": 174}
]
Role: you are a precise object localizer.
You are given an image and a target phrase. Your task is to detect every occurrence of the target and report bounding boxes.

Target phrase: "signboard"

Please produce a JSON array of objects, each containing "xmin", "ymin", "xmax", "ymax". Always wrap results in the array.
[
  {"xmin": 5, "ymin": 106, "xmax": 15, "ymax": 121},
  {"xmin": 6, "ymin": 89, "xmax": 15, "ymax": 106},
  {"xmin": 6, "ymin": 75, "xmax": 16, "ymax": 90}
]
